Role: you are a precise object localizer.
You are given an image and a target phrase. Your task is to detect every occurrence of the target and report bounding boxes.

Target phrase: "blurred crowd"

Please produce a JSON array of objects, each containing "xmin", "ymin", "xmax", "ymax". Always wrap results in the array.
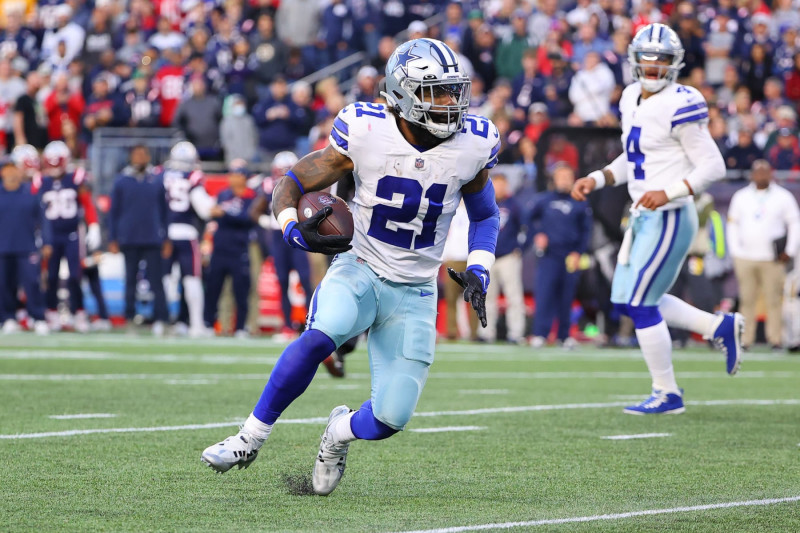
[{"xmin": 0, "ymin": 0, "xmax": 799, "ymax": 174}]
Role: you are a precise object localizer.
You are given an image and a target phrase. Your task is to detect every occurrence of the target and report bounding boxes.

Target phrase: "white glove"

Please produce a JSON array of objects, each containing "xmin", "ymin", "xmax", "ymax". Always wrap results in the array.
[{"xmin": 86, "ymin": 223, "xmax": 102, "ymax": 251}]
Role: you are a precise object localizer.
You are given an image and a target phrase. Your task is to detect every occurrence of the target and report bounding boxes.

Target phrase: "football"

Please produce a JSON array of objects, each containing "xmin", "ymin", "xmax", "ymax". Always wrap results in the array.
[{"xmin": 297, "ymin": 191, "xmax": 354, "ymax": 238}]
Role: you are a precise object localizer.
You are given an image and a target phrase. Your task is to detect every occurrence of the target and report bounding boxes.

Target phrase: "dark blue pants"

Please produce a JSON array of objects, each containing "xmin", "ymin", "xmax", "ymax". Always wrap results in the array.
[
  {"xmin": 81, "ymin": 264, "xmax": 108, "ymax": 319},
  {"xmin": 46, "ymin": 234, "xmax": 82, "ymax": 313},
  {"xmin": 269, "ymin": 230, "xmax": 312, "ymax": 328},
  {"xmin": 204, "ymin": 250, "xmax": 250, "ymax": 331},
  {"xmin": 533, "ymin": 253, "xmax": 579, "ymax": 340},
  {"xmin": 0, "ymin": 252, "xmax": 45, "ymax": 321},
  {"xmin": 121, "ymin": 245, "xmax": 167, "ymax": 322}
]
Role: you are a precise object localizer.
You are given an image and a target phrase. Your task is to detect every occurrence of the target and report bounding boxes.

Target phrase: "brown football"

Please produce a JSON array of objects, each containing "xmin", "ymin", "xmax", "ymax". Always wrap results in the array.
[{"xmin": 297, "ymin": 191, "xmax": 354, "ymax": 238}]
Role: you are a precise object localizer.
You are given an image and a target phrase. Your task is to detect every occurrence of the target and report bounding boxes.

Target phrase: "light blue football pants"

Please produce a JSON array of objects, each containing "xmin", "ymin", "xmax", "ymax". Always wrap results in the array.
[
  {"xmin": 611, "ymin": 204, "xmax": 698, "ymax": 308},
  {"xmin": 307, "ymin": 253, "xmax": 438, "ymax": 430}
]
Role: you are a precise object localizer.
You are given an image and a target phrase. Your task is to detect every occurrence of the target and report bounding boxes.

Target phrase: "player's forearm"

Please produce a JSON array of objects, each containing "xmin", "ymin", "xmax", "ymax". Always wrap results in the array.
[
  {"xmin": 590, "ymin": 153, "xmax": 628, "ymax": 190},
  {"xmin": 676, "ymin": 123, "xmax": 726, "ymax": 197},
  {"xmin": 272, "ymin": 146, "xmax": 352, "ymax": 218}
]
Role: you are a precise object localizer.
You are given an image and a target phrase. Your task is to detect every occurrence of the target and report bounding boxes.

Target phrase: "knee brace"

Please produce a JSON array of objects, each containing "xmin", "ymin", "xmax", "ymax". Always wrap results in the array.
[{"xmin": 626, "ymin": 304, "xmax": 663, "ymax": 329}]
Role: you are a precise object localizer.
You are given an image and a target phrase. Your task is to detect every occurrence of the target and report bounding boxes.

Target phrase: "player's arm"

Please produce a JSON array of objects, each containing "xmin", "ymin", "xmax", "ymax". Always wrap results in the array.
[
  {"xmin": 189, "ymin": 175, "xmax": 215, "ymax": 221},
  {"xmin": 76, "ymin": 182, "xmax": 102, "ymax": 250},
  {"xmin": 572, "ymin": 153, "xmax": 628, "ymax": 201},
  {"xmin": 447, "ymin": 169, "xmax": 500, "ymax": 328},
  {"xmin": 272, "ymin": 144, "xmax": 354, "ymax": 254}
]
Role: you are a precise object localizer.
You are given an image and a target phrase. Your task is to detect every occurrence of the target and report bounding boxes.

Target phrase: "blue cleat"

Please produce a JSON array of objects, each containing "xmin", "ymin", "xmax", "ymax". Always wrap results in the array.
[
  {"xmin": 623, "ymin": 389, "xmax": 685, "ymax": 415},
  {"xmin": 709, "ymin": 312, "xmax": 744, "ymax": 375}
]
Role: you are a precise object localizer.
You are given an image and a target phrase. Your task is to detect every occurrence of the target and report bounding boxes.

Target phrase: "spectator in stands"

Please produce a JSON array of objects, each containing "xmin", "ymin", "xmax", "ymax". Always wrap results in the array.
[
  {"xmin": 496, "ymin": 10, "xmax": 532, "ymax": 80},
  {"xmin": 117, "ymin": 27, "xmax": 147, "ymax": 66},
  {"xmin": 774, "ymin": 26, "xmax": 799, "ymax": 78},
  {"xmin": 408, "ymin": 20, "xmax": 429, "ymax": 41},
  {"xmin": 724, "ymin": 128, "xmax": 763, "ymax": 171},
  {"xmin": 740, "ymin": 13, "xmax": 776, "ymax": 59},
  {"xmin": 249, "ymin": 13, "xmax": 288, "ymax": 89},
  {"xmin": 153, "ymin": 48, "xmax": 184, "ymax": 127},
  {"xmin": 673, "ymin": 1, "xmax": 705, "ymax": 79},
  {"xmin": 530, "ymin": 164, "xmax": 592, "ymax": 348},
  {"xmin": 568, "ymin": 51, "xmax": 616, "ymax": 126},
  {"xmin": 528, "ymin": 0, "xmax": 564, "ymax": 45},
  {"xmin": 479, "ymin": 172, "xmax": 526, "ymax": 344},
  {"xmin": 0, "ymin": 59, "xmax": 26, "ymax": 149},
  {"xmin": 704, "ymin": 9, "xmax": 736, "ymax": 88},
  {"xmin": 544, "ymin": 134, "xmax": 579, "ymax": 171},
  {"xmin": 220, "ymin": 94, "xmax": 258, "ymax": 166},
  {"xmin": 204, "ymin": 164, "xmax": 257, "ymax": 338},
  {"xmin": 13, "ymin": 71, "xmax": 47, "ymax": 150},
  {"xmin": 728, "ymin": 159, "xmax": 800, "ymax": 349},
  {"xmin": 524, "ymin": 102, "xmax": 550, "ymax": 143},
  {"xmin": 108, "ymin": 145, "xmax": 170, "ymax": 335},
  {"xmin": 511, "ymin": 49, "xmax": 545, "ymax": 123},
  {"xmin": 275, "ymin": 0, "xmax": 322, "ymax": 70},
  {"xmin": 764, "ymin": 106, "xmax": 798, "ymax": 151},
  {"xmin": 571, "ymin": 23, "xmax": 611, "ymax": 70},
  {"xmin": 253, "ymin": 76, "xmax": 299, "ymax": 160},
  {"xmin": 82, "ymin": 74, "xmax": 130, "ymax": 145},
  {"xmin": 173, "ymin": 76, "xmax": 222, "ymax": 160},
  {"xmin": 762, "ymin": 78, "xmax": 790, "ymax": 119},
  {"xmin": 43, "ymin": 72, "xmax": 85, "ymax": 144},
  {"xmin": 124, "ymin": 70, "xmax": 161, "ymax": 128},
  {"xmin": 767, "ymin": 129, "xmax": 800, "ymax": 171},
  {"xmin": 347, "ymin": 66, "xmax": 378, "ymax": 104},
  {"xmin": 0, "ymin": 9, "xmax": 39, "ymax": 66},
  {"xmin": 351, "ymin": 0, "xmax": 381, "ymax": 62},
  {"xmin": 82, "ymin": 7, "xmax": 114, "ymax": 70},
  {"xmin": 605, "ymin": 30, "xmax": 632, "ymax": 87},
  {"xmin": 320, "ymin": 0, "xmax": 353, "ymax": 69},
  {"xmin": 41, "ymin": 5, "xmax": 86, "ymax": 66},
  {"xmin": 467, "ymin": 24, "xmax": 497, "ymax": 89},
  {"xmin": 441, "ymin": 2, "xmax": 467, "ymax": 44},
  {"xmin": 149, "ymin": 16, "xmax": 186, "ymax": 51},
  {"xmin": 784, "ymin": 52, "xmax": 800, "ymax": 104},
  {"xmin": 740, "ymin": 43, "xmax": 773, "ymax": 103},
  {"xmin": 290, "ymin": 81, "xmax": 314, "ymax": 156}
]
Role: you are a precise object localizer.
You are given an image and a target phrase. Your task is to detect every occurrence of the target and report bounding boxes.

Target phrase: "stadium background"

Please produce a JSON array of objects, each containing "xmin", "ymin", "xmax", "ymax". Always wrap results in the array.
[{"xmin": 2, "ymin": 0, "xmax": 800, "ymax": 340}]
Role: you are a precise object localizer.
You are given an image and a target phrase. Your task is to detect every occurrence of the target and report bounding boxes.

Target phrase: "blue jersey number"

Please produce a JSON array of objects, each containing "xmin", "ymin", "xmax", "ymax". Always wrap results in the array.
[
  {"xmin": 626, "ymin": 126, "xmax": 645, "ymax": 180},
  {"xmin": 353, "ymin": 102, "xmax": 386, "ymax": 118},
  {"xmin": 367, "ymin": 176, "xmax": 447, "ymax": 250},
  {"xmin": 462, "ymin": 115, "xmax": 489, "ymax": 138}
]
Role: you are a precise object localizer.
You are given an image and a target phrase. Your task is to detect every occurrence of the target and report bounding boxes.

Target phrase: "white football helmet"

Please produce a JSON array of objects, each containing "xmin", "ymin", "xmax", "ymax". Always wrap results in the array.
[
  {"xmin": 271, "ymin": 151, "xmax": 298, "ymax": 178},
  {"xmin": 42, "ymin": 140, "xmax": 70, "ymax": 174},
  {"xmin": 382, "ymin": 38, "xmax": 471, "ymax": 138},
  {"xmin": 628, "ymin": 23, "xmax": 685, "ymax": 93},
  {"xmin": 168, "ymin": 141, "xmax": 199, "ymax": 171},
  {"xmin": 11, "ymin": 144, "xmax": 40, "ymax": 174}
]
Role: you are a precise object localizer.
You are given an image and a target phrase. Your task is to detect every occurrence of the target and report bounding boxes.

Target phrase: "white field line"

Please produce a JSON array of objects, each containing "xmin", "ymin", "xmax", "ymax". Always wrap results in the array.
[
  {"xmin": 48, "ymin": 413, "xmax": 117, "ymax": 420},
  {"xmin": 409, "ymin": 426, "xmax": 486, "ymax": 434},
  {"xmin": 1, "ymin": 371, "xmax": 797, "ymax": 382},
  {"xmin": 0, "ymin": 351, "xmax": 278, "ymax": 365},
  {"xmin": 2, "ymin": 398, "xmax": 798, "ymax": 440},
  {"xmin": 458, "ymin": 389, "xmax": 510, "ymax": 395},
  {"xmin": 601, "ymin": 433, "xmax": 672, "ymax": 440},
  {"xmin": 394, "ymin": 496, "xmax": 800, "ymax": 533}
]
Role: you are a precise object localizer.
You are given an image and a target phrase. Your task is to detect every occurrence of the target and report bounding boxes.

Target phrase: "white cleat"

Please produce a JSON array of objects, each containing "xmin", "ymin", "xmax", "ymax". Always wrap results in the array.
[
  {"xmin": 201, "ymin": 429, "xmax": 265, "ymax": 473},
  {"xmin": 312, "ymin": 405, "xmax": 353, "ymax": 496},
  {"xmin": 172, "ymin": 322, "xmax": 189, "ymax": 337},
  {"xmin": 45, "ymin": 310, "xmax": 61, "ymax": 331},
  {"xmin": 2, "ymin": 319, "xmax": 21, "ymax": 334},
  {"xmin": 233, "ymin": 329, "xmax": 250, "ymax": 339},
  {"xmin": 530, "ymin": 336, "xmax": 546, "ymax": 348},
  {"xmin": 33, "ymin": 320, "xmax": 50, "ymax": 336},
  {"xmin": 152, "ymin": 321, "xmax": 165, "ymax": 337},
  {"xmin": 91, "ymin": 319, "xmax": 112, "ymax": 332},
  {"xmin": 74, "ymin": 311, "xmax": 90, "ymax": 333},
  {"xmin": 189, "ymin": 326, "xmax": 215, "ymax": 338}
]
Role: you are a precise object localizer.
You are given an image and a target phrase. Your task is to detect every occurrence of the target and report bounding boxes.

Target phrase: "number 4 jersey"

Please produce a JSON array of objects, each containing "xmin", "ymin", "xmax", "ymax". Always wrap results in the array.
[
  {"xmin": 329, "ymin": 102, "xmax": 500, "ymax": 283},
  {"xmin": 619, "ymin": 82, "xmax": 710, "ymax": 210}
]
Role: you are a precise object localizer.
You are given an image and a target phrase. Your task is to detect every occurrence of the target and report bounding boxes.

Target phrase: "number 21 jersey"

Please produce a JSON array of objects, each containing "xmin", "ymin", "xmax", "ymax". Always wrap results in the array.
[{"xmin": 329, "ymin": 102, "xmax": 499, "ymax": 283}]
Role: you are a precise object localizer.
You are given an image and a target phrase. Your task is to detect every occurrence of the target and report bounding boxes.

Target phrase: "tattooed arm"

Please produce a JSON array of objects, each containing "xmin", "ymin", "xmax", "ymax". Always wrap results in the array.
[
  {"xmin": 273, "ymin": 144, "xmax": 355, "ymax": 254},
  {"xmin": 272, "ymin": 144, "xmax": 354, "ymax": 217}
]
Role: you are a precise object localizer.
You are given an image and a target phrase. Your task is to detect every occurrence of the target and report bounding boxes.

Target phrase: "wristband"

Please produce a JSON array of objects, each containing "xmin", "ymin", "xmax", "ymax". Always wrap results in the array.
[
  {"xmin": 664, "ymin": 180, "xmax": 691, "ymax": 201},
  {"xmin": 588, "ymin": 170, "xmax": 606, "ymax": 190},
  {"xmin": 277, "ymin": 207, "xmax": 298, "ymax": 234}
]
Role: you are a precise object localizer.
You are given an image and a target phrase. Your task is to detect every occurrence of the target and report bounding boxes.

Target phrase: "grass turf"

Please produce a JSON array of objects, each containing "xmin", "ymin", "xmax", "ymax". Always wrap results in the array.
[{"xmin": 0, "ymin": 333, "xmax": 799, "ymax": 532}]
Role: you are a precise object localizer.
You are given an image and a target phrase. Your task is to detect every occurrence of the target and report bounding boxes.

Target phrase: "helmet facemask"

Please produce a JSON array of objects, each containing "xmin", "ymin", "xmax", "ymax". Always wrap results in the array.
[
  {"xmin": 630, "ymin": 51, "xmax": 682, "ymax": 92},
  {"xmin": 403, "ymin": 77, "xmax": 471, "ymax": 138}
]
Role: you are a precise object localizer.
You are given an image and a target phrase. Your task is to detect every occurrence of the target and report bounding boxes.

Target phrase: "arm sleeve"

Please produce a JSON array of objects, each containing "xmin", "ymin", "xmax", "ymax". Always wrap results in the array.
[
  {"xmin": 675, "ymin": 122, "xmax": 727, "ymax": 194},
  {"xmin": 463, "ymin": 179, "xmax": 500, "ymax": 269},
  {"xmin": 604, "ymin": 152, "xmax": 629, "ymax": 186},
  {"xmin": 783, "ymin": 192, "xmax": 800, "ymax": 258},
  {"xmin": 78, "ymin": 188, "xmax": 98, "ymax": 225}
]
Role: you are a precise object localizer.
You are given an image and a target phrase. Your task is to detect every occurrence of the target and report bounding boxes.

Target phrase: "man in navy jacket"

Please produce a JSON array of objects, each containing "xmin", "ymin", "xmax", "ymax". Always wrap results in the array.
[
  {"xmin": 108, "ymin": 145, "xmax": 171, "ymax": 334},
  {"xmin": 530, "ymin": 164, "xmax": 593, "ymax": 347},
  {"xmin": 0, "ymin": 158, "xmax": 49, "ymax": 334}
]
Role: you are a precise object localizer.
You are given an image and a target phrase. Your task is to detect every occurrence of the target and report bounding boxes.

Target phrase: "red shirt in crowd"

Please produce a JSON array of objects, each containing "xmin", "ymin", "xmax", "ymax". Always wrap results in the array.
[
  {"xmin": 153, "ymin": 64, "xmax": 185, "ymax": 127},
  {"xmin": 43, "ymin": 90, "xmax": 85, "ymax": 141}
]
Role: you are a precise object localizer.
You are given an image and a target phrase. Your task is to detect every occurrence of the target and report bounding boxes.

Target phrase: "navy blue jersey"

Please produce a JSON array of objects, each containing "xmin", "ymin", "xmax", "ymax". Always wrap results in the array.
[
  {"xmin": 0, "ymin": 182, "xmax": 48, "ymax": 254},
  {"xmin": 529, "ymin": 191, "xmax": 593, "ymax": 256},
  {"xmin": 212, "ymin": 188, "xmax": 256, "ymax": 256},
  {"xmin": 34, "ymin": 168, "xmax": 88, "ymax": 237},
  {"xmin": 109, "ymin": 166, "xmax": 168, "ymax": 247},
  {"xmin": 495, "ymin": 196, "xmax": 524, "ymax": 258},
  {"xmin": 160, "ymin": 167, "xmax": 205, "ymax": 227}
]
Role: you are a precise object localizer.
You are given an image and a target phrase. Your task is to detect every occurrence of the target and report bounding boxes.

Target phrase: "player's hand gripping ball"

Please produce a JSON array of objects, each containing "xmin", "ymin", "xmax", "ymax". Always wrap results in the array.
[{"xmin": 283, "ymin": 192, "xmax": 353, "ymax": 255}]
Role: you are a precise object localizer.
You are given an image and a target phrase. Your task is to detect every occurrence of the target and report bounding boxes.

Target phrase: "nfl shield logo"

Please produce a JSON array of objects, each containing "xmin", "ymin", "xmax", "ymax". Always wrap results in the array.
[{"xmin": 415, "ymin": 158, "xmax": 424, "ymax": 169}]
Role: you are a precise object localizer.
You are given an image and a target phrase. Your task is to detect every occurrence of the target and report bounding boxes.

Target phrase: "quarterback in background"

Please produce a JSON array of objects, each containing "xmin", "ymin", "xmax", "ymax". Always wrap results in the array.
[
  {"xmin": 201, "ymin": 38, "xmax": 500, "ymax": 495},
  {"xmin": 572, "ymin": 23, "xmax": 744, "ymax": 415}
]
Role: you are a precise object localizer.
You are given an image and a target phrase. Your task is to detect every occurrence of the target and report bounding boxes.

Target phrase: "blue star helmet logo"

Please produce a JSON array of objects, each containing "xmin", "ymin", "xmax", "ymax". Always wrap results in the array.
[{"xmin": 393, "ymin": 44, "xmax": 422, "ymax": 78}]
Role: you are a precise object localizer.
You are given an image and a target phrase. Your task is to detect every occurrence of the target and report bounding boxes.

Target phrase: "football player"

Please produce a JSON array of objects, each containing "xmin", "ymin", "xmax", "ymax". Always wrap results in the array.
[
  {"xmin": 572, "ymin": 23, "xmax": 744, "ymax": 415},
  {"xmin": 35, "ymin": 141, "xmax": 101, "ymax": 333},
  {"xmin": 11, "ymin": 144, "xmax": 41, "ymax": 182},
  {"xmin": 202, "ymin": 38, "xmax": 500, "ymax": 495},
  {"xmin": 159, "ymin": 141, "xmax": 214, "ymax": 337}
]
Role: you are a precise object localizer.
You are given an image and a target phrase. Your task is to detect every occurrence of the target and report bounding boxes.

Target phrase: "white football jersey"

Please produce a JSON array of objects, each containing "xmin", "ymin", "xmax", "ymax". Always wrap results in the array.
[
  {"xmin": 619, "ymin": 81, "xmax": 711, "ymax": 210},
  {"xmin": 329, "ymin": 102, "xmax": 500, "ymax": 283}
]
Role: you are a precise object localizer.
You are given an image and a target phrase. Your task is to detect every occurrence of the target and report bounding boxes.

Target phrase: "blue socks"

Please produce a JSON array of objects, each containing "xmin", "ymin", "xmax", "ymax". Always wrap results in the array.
[
  {"xmin": 253, "ymin": 329, "xmax": 335, "ymax": 424},
  {"xmin": 350, "ymin": 400, "xmax": 398, "ymax": 440}
]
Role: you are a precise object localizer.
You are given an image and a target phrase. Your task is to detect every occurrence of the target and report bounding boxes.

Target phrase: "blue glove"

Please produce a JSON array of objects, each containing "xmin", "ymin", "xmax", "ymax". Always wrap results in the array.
[
  {"xmin": 283, "ymin": 206, "xmax": 352, "ymax": 255},
  {"xmin": 447, "ymin": 265, "xmax": 489, "ymax": 327}
]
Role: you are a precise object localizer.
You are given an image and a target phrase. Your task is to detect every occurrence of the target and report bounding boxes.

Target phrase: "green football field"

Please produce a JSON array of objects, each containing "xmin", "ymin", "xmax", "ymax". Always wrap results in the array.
[{"xmin": 1, "ymin": 333, "xmax": 799, "ymax": 532}]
